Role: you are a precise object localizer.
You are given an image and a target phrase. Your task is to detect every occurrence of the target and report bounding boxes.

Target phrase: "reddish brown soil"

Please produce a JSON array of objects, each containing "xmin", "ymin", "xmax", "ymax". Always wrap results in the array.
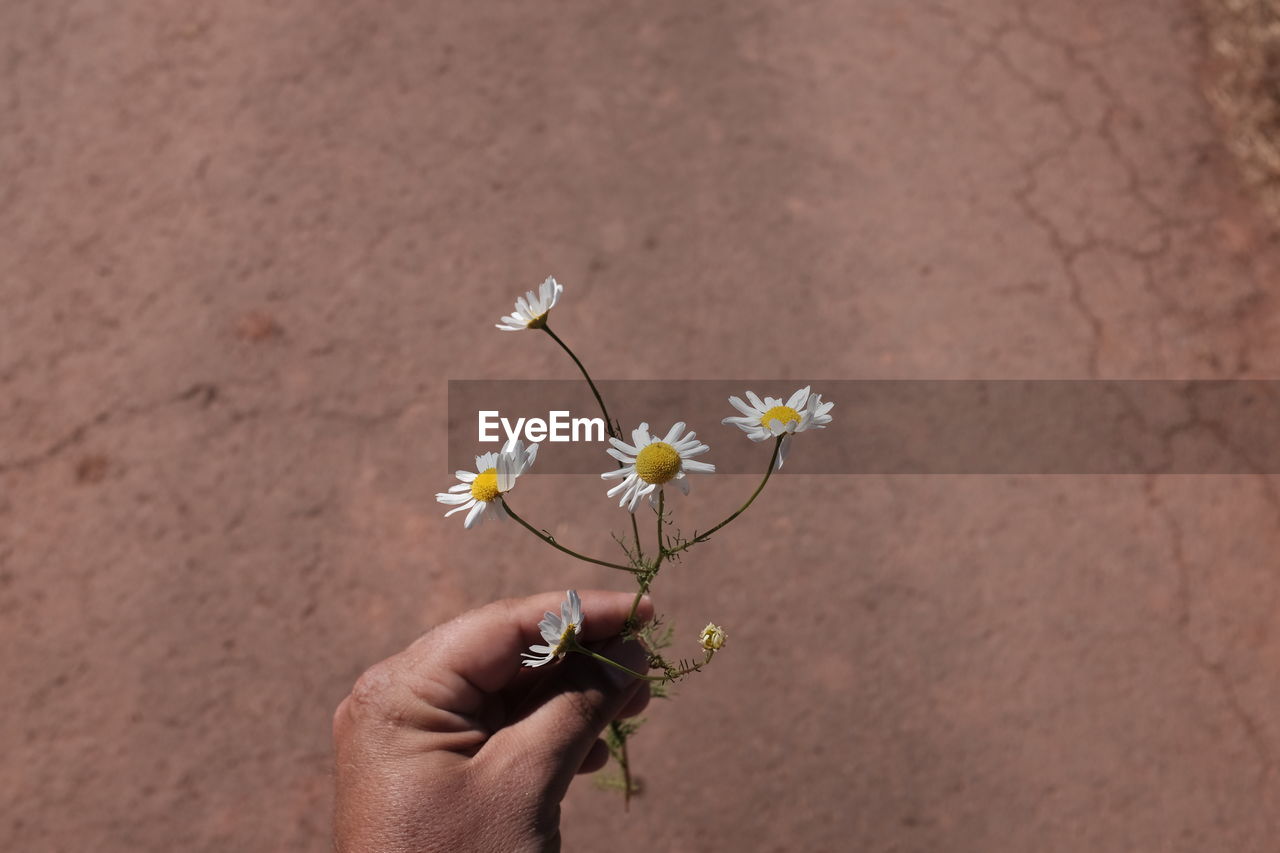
[{"xmin": 3, "ymin": 2, "xmax": 1280, "ymax": 851}]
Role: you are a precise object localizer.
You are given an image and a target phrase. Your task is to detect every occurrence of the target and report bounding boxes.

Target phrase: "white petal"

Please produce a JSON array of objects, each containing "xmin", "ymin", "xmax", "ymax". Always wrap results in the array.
[
  {"xmin": 497, "ymin": 452, "xmax": 516, "ymax": 492},
  {"xmin": 787, "ymin": 386, "xmax": 811, "ymax": 410},
  {"xmin": 608, "ymin": 437, "xmax": 639, "ymax": 455},
  {"xmin": 444, "ymin": 498, "xmax": 476, "ymax": 517},
  {"xmin": 607, "ymin": 474, "xmax": 636, "ymax": 497},
  {"xmin": 464, "ymin": 501, "xmax": 487, "ymax": 529}
]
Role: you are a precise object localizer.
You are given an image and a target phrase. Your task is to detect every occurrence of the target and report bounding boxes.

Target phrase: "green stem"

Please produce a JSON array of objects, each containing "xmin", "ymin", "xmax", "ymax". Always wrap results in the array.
[
  {"xmin": 608, "ymin": 719, "xmax": 634, "ymax": 810},
  {"xmin": 573, "ymin": 645, "xmax": 674, "ymax": 684},
  {"xmin": 664, "ymin": 436, "xmax": 783, "ymax": 557},
  {"xmin": 541, "ymin": 325, "xmax": 618, "ymax": 438},
  {"xmin": 630, "ymin": 514, "xmax": 644, "ymax": 565},
  {"xmin": 624, "ymin": 576, "xmax": 651, "ymax": 633},
  {"xmin": 624, "ymin": 491, "xmax": 666, "ymax": 631},
  {"xmin": 502, "ymin": 499, "xmax": 640, "ymax": 574},
  {"xmin": 654, "ymin": 490, "xmax": 665, "ymax": 567},
  {"xmin": 540, "ymin": 324, "xmax": 644, "ymax": 562}
]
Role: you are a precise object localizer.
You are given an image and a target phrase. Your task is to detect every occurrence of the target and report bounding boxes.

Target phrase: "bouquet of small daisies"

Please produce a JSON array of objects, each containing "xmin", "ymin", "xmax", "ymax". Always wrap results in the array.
[{"xmin": 437, "ymin": 276, "xmax": 834, "ymax": 798}]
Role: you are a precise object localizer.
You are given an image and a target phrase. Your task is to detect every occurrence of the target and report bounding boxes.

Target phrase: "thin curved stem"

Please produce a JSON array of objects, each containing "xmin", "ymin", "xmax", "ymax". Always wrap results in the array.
[
  {"xmin": 624, "ymin": 574, "xmax": 652, "ymax": 633},
  {"xmin": 541, "ymin": 325, "xmax": 617, "ymax": 438},
  {"xmin": 629, "ymin": 514, "xmax": 643, "ymax": 565},
  {"xmin": 573, "ymin": 646, "xmax": 675, "ymax": 683},
  {"xmin": 540, "ymin": 324, "xmax": 644, "ymax": 562},
  {"xmin": 624, "ymin": 492, "xmax": 664, "ymax": 630},
  {"xmin": 664, "ymin": 436, "xmax": 783, "ymax": 557},
  {"xmin": 501, "ymin": 499, "xmax": 640, "ymax": 574}
]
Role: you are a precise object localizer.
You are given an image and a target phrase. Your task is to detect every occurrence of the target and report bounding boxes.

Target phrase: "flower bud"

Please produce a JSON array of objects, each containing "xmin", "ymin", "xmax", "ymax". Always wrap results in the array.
[{"xmin": 698, "ymin": 623, "xmax": 727, "ymax": 652}]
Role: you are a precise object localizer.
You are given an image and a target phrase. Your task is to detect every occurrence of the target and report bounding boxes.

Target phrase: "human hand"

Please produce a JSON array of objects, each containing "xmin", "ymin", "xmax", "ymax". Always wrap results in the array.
[{"xmin": 332, "ymin": 590, "xmax": 653, "ymax": 852}]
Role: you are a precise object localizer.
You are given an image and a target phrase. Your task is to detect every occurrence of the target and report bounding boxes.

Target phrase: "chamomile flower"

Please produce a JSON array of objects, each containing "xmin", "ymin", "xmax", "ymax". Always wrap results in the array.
[
  {"xmin": 496, "ymin": 276, "xmax": 563, "ymax": 331},
  {"xmin": 601, "ymin": 422, "xmax": 715, "ymax": 511},
  {"xmin": 722, "ymin": 386, "xmax": 834, "ymax": 468},
  {"xmin": 699, "ymin": 623, "xmax": 727, "ymax": 652},
  {"xmin": 435, "ymin": 440, "xmax": 539, "ymax": 529},
  {"xmin": 521, "ymin": 589, "xmax": 583, "ymax": 667}
]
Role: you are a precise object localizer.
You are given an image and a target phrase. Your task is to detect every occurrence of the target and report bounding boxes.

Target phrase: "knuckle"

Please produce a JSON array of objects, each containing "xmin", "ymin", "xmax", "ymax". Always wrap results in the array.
[
  {"xmin": 347, "ymin": 659, "xmax": 411, "ymax": 723},
  {"xmin": 331, "ymin": 695, "xmax": 352, "ymax": 738}
]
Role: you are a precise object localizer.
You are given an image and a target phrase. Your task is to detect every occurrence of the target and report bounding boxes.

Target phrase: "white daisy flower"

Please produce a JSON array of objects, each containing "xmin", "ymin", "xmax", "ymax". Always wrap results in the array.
[
  {"xmin": 496, "ymin": 276, "xmax": 564, "ymax": 331},
  {"xmin": 601, "ymin": 422, "xmax": 715, "ymax": 512},
  {"xmin": 721, "ymin": 386, "xmax": 834, "ymax": 468},
  {"xmin": 521, "ymin": 589, "xmax": 583, "ymax": 667},
  {"xmin": 435, "ymin": 439, "xmax": 539, "ymax": 529}
]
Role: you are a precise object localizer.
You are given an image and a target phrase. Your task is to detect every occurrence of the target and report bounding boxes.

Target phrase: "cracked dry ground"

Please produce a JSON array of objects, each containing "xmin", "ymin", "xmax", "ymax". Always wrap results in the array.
[{"xmin": 3, "ymin": 2, "xmax": 1280, "ymax": 851}]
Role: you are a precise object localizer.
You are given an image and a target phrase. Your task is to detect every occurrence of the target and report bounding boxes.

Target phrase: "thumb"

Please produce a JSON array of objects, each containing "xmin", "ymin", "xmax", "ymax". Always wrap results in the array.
[{"xmin": 488, "ymin": 636, "xmax": 649, "ymax": 798}]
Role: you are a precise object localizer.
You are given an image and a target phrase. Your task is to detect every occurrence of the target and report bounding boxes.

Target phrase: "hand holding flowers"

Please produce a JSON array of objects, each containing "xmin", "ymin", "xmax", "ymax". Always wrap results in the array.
[{"xmin": 436, "ymin": 276, "xmax": 834, "ymax": 799}]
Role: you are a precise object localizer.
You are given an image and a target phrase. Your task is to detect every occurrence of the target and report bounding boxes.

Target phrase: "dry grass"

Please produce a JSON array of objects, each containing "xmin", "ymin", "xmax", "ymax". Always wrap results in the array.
[{"xmin": 1203, "ymin": 0, "xmax": 1280, "ymax": 222}]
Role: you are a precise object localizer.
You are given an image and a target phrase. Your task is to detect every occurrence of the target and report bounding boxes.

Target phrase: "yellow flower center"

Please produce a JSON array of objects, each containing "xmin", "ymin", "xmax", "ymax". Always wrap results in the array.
[
  {"xmin": 470, "ymin": 468, "xmax": 501, "ymax": 502},
  {"xmin": 634, "ymin": 442, "xmax": 682, "ymax": 485},
  {"xmin": 760, "ymin": 405, "xmax": 801, "ymax": 430},
  {"xmin": 527, "ymin": 313, "xmax": 549, "ymax": 329},
  {"xmin": 551, "ymin": 623, "xmax": 578, "ymax": 656}
]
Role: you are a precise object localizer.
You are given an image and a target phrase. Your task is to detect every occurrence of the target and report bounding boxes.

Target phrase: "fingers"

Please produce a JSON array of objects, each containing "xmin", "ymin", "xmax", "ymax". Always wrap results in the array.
[
  {"xmin": 483, "ymin": 634, "xmax": 651, "ymax": 800},
  {"xmin": 343, "ymin": 591, "xmax": 653, "ymax": 728},
  {"xmin": 574, "ymin": 683, "xmax": 650, "ymax": 776},
  {"xmin": 577, "ymin": 739, "xmax": 610, "ymax": 775},
  {"xmin": 617, "ymin": 679, "xmax": 651, "ymax": 720}
]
